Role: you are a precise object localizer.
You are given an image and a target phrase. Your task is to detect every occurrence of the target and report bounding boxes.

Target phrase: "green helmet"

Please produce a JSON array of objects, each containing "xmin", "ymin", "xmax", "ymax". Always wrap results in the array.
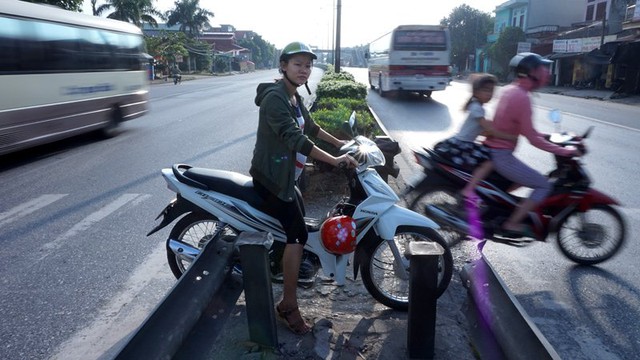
[{"xmin": 279, "ymin": 41, "xmax": 317, "ymax": 61}]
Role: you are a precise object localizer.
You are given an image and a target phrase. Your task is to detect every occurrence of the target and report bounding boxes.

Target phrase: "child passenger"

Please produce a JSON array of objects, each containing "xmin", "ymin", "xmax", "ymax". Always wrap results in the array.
[{"xmin": 433, "ymin": 73, "xmax": 516, "ymax": 199}]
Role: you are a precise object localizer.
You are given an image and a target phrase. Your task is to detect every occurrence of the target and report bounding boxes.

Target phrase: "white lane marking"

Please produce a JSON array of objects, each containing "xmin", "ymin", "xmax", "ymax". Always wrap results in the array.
[
  {"xmin": 48, "ymin": 243, "xmax": 172, "ymax": 360},
  {"xmin": 0, "ymin": 194, "xmax": 68, "ymax": 228},
  {"xmin": 40, "ymin": 193, "xmax": 144, "ymax": 253}
]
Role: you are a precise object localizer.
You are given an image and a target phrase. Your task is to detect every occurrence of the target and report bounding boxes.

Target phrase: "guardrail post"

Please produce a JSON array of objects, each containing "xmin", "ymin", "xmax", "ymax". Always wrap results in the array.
[
  {"xmin": 237, "ymin": 232, "xmax": 278, "ymax": 348},
  {"xmin": 406, "ymin": 241, "xmax": 444, "ymax": 359}
]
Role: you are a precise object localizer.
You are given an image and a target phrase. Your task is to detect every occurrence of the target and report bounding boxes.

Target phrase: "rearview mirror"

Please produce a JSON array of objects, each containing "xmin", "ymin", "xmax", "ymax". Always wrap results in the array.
[
  {"xmin": 342, "ymin": 111, "xmax": 358, "ymax": 138},
  {"xmin": 548, "ymin": 109, "xmax": 561, "ymax": 132}
]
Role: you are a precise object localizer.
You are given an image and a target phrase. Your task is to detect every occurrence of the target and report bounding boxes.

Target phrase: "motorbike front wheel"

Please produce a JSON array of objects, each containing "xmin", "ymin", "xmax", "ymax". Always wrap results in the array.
[
  {"xmin": 360, "ymin": 226, "xmax": 453, "ymax": 311},
  {"xmin": 407, "ymin": 186, "xmax": 468, "ymax": 246},
  {"xmin": 556, "ymin": 204, "xmax": 626, "ymax": 265},
  {"xmin": 166, "ymin": 212, "xmax": 236, "ymax": 279}
]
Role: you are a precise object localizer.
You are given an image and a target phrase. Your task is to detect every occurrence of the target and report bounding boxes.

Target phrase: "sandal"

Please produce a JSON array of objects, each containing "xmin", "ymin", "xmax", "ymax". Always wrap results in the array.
[{"xmin": 276, "ymin": 304, "xmax": 311, "ymax": 335}]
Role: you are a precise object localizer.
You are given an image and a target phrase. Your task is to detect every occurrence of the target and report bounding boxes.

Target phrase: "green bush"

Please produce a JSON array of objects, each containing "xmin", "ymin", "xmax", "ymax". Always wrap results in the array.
[
  {"xmin": 315, "ymin": 97, "xmax": 369, "ymax": 112},
  {"xmin": 316, "ymin": 80, "xmax": 367, "ymax": 100},
  {"xmin": 320, "ymin": 71, "xmax": 356, "ymax": 82},
  {"xmin": 309, "ymin": 69, "xmax": 383, "ymax": 154}
]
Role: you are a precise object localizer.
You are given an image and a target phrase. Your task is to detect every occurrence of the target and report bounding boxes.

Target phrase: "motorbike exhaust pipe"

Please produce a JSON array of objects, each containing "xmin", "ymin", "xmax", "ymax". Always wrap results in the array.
[
  {"xmin": 425, "ymin": 205, "xmax": 470, "ymax": 233},
  {"xmin": 168, "ymin": 239, "xmax": 201, "ymax": 262}
]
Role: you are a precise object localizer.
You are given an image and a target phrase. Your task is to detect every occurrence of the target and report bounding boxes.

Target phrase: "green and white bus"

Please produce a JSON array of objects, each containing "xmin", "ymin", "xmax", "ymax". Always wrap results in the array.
[
  {"xmin": 0, "ymin": 0, "xmax": 149, "ymax": 156},
  {"xmin": 366, "ymin": 25, "xmax": 451, "ymax": 98}
]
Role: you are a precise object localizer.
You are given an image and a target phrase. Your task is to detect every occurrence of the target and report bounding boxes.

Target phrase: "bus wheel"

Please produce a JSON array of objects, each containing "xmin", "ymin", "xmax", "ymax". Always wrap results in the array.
[
  {"xmin": 422, "ymin": 91, "xmax": 432, "ymax": 98},
  {"xmin": 378, "ymin": 77, "xmax": 387, "ymax": 97},
  {"xmin": 101, "ymin": 105, "xmax": 123, "ymax": 138},
  {"xmin": 368, "ymin": 72, "xmax": 374, "ymax": 89}
]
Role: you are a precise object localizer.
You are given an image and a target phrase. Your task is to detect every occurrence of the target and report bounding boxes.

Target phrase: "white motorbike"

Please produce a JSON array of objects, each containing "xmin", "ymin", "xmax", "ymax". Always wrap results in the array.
[{"xmin": 148, "ymin": 114, "xmax": 453, "ymax": 310}]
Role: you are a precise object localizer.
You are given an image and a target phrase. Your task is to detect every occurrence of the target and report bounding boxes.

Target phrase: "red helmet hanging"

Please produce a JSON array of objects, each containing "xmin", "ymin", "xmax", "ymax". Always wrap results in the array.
[{"xmin": 320, "ymin": 216, "xmax": 357, "ymax": 255}]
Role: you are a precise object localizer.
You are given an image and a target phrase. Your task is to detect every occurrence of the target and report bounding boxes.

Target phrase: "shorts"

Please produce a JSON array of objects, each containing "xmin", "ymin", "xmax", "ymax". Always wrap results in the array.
[{"xmin": 253, "ymin": 180, "xmax": 308, "ymax": 245}]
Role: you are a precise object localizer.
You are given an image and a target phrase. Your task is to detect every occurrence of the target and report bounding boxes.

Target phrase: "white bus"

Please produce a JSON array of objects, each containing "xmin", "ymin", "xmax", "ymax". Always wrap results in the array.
[
  {"xmin": 0, "ymin": 0, "xmax": 149, "ymax": 156},
  {"xmin": 366, "ymin": 25, "xmax": 451, "ymax": 98}
]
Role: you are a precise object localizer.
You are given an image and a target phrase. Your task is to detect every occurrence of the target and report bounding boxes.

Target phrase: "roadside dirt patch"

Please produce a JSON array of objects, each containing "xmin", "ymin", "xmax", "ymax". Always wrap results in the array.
[{"xmin": 299, "ymin": 165, "xmax": 349, "ymax": 218}]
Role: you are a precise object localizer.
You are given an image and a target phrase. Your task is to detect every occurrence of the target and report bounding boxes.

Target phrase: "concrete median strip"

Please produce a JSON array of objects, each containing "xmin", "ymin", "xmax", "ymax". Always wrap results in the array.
[{"xmin": 461, "ymin": 254, "xmax": 561, "ymax": 360}]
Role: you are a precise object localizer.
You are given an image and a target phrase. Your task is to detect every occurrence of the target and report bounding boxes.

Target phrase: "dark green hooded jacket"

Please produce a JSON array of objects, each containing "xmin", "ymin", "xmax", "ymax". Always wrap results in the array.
[{"xmin": 250, "ymin": 80, "xmax": 320, "ymax": 202}]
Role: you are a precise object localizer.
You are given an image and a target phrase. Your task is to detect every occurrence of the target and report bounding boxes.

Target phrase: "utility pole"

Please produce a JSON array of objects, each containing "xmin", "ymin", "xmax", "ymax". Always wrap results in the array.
[
  {"xmin": 335, "ymin": 0, "xmax": 342, "ymax": 73},
  {"xmin": 600, "ymin": 9, "xmax": 606, "ymax": 46}
]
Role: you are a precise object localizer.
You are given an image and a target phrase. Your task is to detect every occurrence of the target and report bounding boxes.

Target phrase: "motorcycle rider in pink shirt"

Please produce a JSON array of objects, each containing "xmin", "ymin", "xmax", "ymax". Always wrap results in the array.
[{"xmin": 484, "ymin": 53, "xmax": 582, "ymax": 237}]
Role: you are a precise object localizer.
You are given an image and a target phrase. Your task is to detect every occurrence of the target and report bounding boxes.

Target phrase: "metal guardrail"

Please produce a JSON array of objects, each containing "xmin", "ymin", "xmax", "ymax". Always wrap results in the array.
[
  {"xmin": 115, "ymin": 236, "xmax": 237, "ymax": 360},
  {"xmin": 114, "ymin": 232, "xmax": 277, "ymax": 360}
]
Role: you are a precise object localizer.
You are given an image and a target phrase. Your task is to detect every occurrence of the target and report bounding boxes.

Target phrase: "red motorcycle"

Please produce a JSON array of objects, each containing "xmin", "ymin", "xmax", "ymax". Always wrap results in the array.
[{"xmin": 404, "ymin": 125, "xmax": 626, "ymax": 265}]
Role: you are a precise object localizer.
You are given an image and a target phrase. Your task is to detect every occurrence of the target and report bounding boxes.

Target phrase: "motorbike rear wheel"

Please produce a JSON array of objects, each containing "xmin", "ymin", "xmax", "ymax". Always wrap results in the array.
[
  {"xmin": 407, "ymin": 186, "xmax": 468, "ymax": 246},
  {"xmin": 359, "ymin": 226, "xmax": 453, "ymax": 311},
  {"xmin": 556, "ymin": 204, "xmax": 626, "ymax": 265},
  {"xmin": 166, "ymin": 212, "xmax": 236, "ymax": 279}
]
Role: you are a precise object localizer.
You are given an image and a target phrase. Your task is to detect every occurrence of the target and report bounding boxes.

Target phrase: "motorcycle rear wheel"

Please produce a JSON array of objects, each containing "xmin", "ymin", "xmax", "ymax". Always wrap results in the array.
[
  {"xmin": 166, "ymin": 212, "xmax": 236, "ymax": 279},
  {"xmin": 359, "ymin": 226, "xmax": 453, "ymax": 311},
  {"xmin": 407, "ymin": 186, "xmax": 468, "ymax": 246},
  {"xmin": 556, "ymin": 204, "xmax": 626, "ymax": 265}
]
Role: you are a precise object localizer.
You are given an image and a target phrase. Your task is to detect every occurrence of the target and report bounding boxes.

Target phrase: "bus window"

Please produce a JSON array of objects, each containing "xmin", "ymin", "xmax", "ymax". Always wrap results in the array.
[{"xmin": 393, "ymin": 30, "xmax": 447, "ymax": 51}]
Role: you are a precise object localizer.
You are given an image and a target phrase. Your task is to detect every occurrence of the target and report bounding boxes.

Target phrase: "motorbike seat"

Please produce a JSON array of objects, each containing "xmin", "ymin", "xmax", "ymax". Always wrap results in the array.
[
  {"xmin": 181, "ymin": 167, "xmax": 264, "ymax": 208},
  {"xmin": 182, "ymin": 166, "xmax": 320, "ymax": 232},
  {"xmin": 425, "ymin": 148, "xmax": 461, "ymax": 169}
]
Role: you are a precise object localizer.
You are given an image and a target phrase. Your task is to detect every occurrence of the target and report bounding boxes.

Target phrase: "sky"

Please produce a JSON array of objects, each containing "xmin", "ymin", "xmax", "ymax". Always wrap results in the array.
[{"xmin": 83, "ymin": 0, "xmax": 505, "ymax": 49}]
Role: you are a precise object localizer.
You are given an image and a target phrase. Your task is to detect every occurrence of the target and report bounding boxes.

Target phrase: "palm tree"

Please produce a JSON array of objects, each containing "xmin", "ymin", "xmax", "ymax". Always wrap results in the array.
[
  {"xmin": 165, "ymin": 0, "xmax": 214, "ymax": 38},
  {"xmin": 96, "ymin": 0, "xmax": 163, "ymax": 28}
]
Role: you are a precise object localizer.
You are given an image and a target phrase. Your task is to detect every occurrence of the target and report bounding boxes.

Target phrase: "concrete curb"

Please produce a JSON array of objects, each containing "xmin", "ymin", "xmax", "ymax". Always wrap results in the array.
[{"xmin": 461, "ymin": 255, "xmax": 561, "ymax": 360}]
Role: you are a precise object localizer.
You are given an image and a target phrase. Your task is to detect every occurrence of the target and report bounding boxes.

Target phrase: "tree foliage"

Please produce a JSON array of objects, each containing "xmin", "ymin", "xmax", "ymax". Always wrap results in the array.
[
  {"xmin": 165, "ymin": 0, "xmax": 214, "ymax": 38},
  {"xmin": 22, "ymin": 0, "xmax": 83, "ymax": 11},
  {"xmin": 440, "ymin": 4, "xmax": 493, "ymax": 71},
  {"xmin": 486, "ymin": 27, "xmax": 526, "ymax": 80},
  {"xmin": 237, "ymin": 35, "xmax": 276, "ymax": 69},
  {"xmin": 212, "ymin": 54, "xmax": 231, "ymax": 73},
  {"xmin": 145, "ymin": 31, "xmax": 189, "ymax": 67},
  {"xmin": 96, "ymin": 0, "xmax": 163, "ymax": 27}
]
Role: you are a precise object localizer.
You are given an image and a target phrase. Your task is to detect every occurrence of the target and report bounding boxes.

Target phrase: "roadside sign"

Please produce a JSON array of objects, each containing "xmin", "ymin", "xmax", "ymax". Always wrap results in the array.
[{"xmin": 517, "ymin": 42, "xmax": 531, "ymax": 53}]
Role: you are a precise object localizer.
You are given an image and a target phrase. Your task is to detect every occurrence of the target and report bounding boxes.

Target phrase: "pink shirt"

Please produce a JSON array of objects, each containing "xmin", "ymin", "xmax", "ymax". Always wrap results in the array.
[{"xmin": 484, "ymin": 82, "xmax": 574, "ymax": 157}]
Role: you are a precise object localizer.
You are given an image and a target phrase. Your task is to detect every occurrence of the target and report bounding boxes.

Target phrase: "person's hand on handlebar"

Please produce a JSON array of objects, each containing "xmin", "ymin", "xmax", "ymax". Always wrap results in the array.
[
  {"xmin": 566, "ymin": 145, "xmax": 585, "ymax": 157},
  {"xmin": 335, "ymin": 154, "xmax": 358, "ymax": 169}
]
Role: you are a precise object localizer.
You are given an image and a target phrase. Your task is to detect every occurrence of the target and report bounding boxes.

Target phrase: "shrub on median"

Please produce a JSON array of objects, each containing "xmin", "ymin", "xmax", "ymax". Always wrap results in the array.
[{"xmin": 311, "ymin": 66, "xmax": 382, "ymax": 152}]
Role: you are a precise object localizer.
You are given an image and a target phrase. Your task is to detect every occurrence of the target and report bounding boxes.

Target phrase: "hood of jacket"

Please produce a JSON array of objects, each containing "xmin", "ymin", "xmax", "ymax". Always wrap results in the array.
[{"xmin": 255, "ymin": 81, "xmax": 285, "ymax": 106}]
